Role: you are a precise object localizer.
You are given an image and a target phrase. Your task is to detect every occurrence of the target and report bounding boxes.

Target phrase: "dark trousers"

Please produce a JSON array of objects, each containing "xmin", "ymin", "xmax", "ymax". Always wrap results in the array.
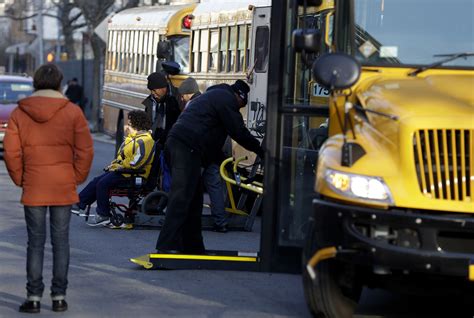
[
  {"xmin": 78, "ymin": 171, "xmax": 127, "ymax": 216},
  {"xmin": 24, "ymin": 206, "xmax": 71, "ymax": 299},
  {"xmin": 156, "ymin": 137, "xmax": 205, "ymax": 254}
]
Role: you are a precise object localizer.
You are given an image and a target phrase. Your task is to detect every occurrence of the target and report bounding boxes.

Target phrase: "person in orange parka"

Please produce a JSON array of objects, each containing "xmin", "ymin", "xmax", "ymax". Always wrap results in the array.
[{"xmin": 3, "ymin": 64, "xmax": 94, "ymax": 314}]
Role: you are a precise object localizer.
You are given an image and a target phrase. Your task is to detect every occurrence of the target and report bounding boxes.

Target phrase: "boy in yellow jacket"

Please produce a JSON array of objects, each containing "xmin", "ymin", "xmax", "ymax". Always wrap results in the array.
[{"xmin": 72, "ymin": 110, "xmax": 155, "ymax": 226}]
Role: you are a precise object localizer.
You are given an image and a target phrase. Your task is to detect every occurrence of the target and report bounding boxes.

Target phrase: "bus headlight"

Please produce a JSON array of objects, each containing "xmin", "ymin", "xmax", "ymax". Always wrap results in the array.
[
  {"xmin": 325, "ymin": 169, "xmax": 393, "ymax": 204},
  {"xmin": 1, "ymin": 122, "xmax": 7, "ymax": 129}
]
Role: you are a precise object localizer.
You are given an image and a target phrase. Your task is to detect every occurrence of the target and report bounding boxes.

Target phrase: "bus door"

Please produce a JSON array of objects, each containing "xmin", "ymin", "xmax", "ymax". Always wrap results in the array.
[
  {"xmin": 260, "ymin": 0, "xmax": 331, "ymax": 272},
  {"xmin": 247, "ymin": 6, "xmax": 271, "ymax": 139}
]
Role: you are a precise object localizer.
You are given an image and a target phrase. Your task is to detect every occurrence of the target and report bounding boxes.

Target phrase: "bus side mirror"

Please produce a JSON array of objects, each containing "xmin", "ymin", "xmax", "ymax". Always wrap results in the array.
[
  {"xmin": 157, "ymin": 40, "xmax": 171, "ymax": 59},
  {"xmin": 292, "ymin": 29, "xmax": 321, "ymax": 54},
  {"xmin": 312, "ymin": 53, "xmax": 361, "ymax": 90}
]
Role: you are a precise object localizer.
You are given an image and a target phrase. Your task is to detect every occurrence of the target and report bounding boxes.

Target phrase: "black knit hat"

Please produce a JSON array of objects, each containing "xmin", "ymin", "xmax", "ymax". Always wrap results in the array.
[
  {"xmin": 231, "ymin": 79, "xmax": 250, "ymax": 105},
  {"xmin": 147, "ymin": 72, "xmax": 168, "ymax": 90}
]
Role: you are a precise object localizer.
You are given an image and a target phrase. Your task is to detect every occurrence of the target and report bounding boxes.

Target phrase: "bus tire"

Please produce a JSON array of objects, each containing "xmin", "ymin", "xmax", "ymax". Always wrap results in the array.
[
  {"xmin": 302, "ymin": 219, "xmax": 361, "ymax": 318},
  {"xmin": 115, "ymin": 113, "xmax": 124, "ymax": 154}
]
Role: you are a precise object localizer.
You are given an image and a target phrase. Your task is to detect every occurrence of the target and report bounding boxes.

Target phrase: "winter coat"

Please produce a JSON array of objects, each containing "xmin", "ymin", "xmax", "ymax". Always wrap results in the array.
[
  {"xmin": 108, "ymin": 131, "xmax": 155, "ymax": 178},
  {"xmin": 142, "ymin": 89, "xmax": 181, "ymax": 145},
  {"xmin": 3, "ymin": 89, "xmax": 94, "ymax": 206},
  {"xmin": 168, "ymin": 84, "xmax": 264, "ymax": 166}
]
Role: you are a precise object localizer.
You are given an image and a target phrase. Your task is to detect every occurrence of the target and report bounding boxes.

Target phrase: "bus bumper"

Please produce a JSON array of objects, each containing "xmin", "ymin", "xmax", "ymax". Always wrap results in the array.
[{"xmin": 312, "ymin": 198, "xmax": 474, "ymax": 281}]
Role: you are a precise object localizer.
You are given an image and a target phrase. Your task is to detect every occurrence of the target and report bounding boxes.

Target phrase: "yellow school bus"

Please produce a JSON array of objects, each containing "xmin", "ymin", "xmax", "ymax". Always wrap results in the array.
[
  {"xmin": 102, "ymin": 2, "xmax": 196, "ymax": 147},
  {"xmin": 282, "ymin": 0, "xmax": 474, "ymax": 317}
]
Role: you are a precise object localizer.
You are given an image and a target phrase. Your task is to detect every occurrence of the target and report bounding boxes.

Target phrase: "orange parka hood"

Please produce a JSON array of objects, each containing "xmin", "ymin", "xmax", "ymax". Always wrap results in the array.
[{"xmin": 18, "ymin": 89, "xmax": 69, "ymax": 123}]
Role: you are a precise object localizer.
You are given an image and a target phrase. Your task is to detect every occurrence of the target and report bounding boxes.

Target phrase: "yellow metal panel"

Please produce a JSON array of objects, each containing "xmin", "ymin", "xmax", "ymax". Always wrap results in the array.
[
  {"xmin": 469, "ymin": 264, "xmax": 474, "ymax": 281},
  {"xmin": 149, "ymin": 254, "xmax": 257, "ymax": 262},
  {"xmin": 432, "ymin": 130, "xmax": 444, "ymax": 199},
  {"xmin": 415, "ymin": 131, "xmax": 428, "ymax": 195},
  {"xmin": 424, "ymin": 130, "xmax": 435, "ymax": 197},
  {"xmin": 452, "ymin": 130, "xmax": 459, "ymax": 201}
]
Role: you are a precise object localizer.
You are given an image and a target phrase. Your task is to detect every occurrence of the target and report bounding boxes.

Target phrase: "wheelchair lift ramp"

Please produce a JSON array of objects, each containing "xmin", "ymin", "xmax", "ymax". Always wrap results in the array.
[{"xmin": 130, "ymin": 250, "xmax": 260, "ymax": 271}]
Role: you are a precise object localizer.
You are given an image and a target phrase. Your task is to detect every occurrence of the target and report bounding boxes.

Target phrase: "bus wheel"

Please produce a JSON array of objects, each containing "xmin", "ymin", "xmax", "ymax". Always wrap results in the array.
[
  {"xmin": 115, "ymin": 113, "xmax": 124, "ymax": 154},
  {"xmin": 302, "ymin": 220, "xmax": 362, "ymax": 318}
]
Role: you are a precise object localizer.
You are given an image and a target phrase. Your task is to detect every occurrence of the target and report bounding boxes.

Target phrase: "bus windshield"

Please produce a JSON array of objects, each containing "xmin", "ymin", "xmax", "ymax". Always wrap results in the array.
[
  {"xmin": 170, "ymin": 36, "xmax": 190, "ymax": 74},
  {"xmin": 354, "ymin": 0, "xmax": 474, "ymax": 68}
]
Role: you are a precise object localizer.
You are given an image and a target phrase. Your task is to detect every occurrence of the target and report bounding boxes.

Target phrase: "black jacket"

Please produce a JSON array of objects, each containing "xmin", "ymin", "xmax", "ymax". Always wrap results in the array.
[
  {"xmin": 142, "ymin": 90, "xmax": 180, "ymax": 145},
  {"xmin": 168, "ymin": 84, "xmax": 264, "ymax": 165}
]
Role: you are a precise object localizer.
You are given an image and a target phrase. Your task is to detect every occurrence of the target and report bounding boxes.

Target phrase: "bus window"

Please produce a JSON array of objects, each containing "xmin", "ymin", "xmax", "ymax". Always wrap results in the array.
[
  {"xmin": 237, "ymin": 25, "xmax": 247, "ymax": 72},
  {"xmin": 229, "ymin": 26, "xmax": 237, "ymax": 72},
  {"xmin": 171, "ymin": 36, "xmax": 190, "ymax": 74},
  {"xmin": 219, "ymin": 27, "xmax": 228, "ymax": 72},
  {"xmin": 142, "ymin": 31, "xmax": 149, "ymax": 74},
  {"xmin": 254, "ymin": 26, "xmax": 269, "ymax": 72},
  {"xmin": 191, "ymin": 30, "xmax": 199, "ymax": 72},
  {"xmin": 209, "ymin": 29, "xmax": 219, "ymax": 72},
  {"xmin": 200, "ymin": 29, "xmax": 209, "ymax": 73}
]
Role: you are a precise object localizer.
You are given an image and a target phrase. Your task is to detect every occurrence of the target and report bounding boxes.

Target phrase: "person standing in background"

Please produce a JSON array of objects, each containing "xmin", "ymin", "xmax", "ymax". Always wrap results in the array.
[
  {"xmin": 64, "ymin": 78, "xmax": 84, "ymax": 112},
  {"xmin": 3, "ymin": 64, "xmax": 94, "ymax": 313},
  {"xmin": 142, "ymin": 72, "xmax": 181, "ymax": 147}
]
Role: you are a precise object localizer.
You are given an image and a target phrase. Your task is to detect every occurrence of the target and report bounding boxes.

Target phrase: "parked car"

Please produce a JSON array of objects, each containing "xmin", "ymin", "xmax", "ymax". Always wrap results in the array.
[{"xmin": 0, "ymin": 74, "xmax": 34, "ymax": 151}]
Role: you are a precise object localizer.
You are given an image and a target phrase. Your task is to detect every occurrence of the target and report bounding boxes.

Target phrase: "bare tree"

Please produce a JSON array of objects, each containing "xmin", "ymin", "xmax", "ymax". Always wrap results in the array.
[
  {"xmin": 71, "ymin": 0, "xmax": 115, "ymax": 131},
  {"xmin": 0, "ymin": 0, "xmax": 87, "ymax": 61},
  {"xmin": 51, "ymin": 0, "xmax": 87, "ymax": 60}
]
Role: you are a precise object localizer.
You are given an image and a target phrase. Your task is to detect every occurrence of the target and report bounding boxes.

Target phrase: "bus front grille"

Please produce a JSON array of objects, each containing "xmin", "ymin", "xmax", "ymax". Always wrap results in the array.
[{"xmin": 413, "ymin": 129, "xmax": 473, "ymax": 201}]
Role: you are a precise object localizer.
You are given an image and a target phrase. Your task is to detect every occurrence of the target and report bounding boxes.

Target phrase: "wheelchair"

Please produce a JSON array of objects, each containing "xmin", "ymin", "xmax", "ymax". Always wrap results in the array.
[{"xmin": 83, "ymin": 143, "xmax": 168, "ymax": 229}]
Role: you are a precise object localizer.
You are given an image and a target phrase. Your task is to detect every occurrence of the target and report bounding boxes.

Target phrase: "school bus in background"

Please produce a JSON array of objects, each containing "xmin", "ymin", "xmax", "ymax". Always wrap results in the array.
[
  {"xmin": 102, "ymin": 1, "xmax": 197, "ymax": 147},
  {"xmin": 189, "ymin": 0, "xmax": 271, "ymax": 164},
  {"xmin": 266, "ymin": 0, "xmax": 474, "ymax": 317}
]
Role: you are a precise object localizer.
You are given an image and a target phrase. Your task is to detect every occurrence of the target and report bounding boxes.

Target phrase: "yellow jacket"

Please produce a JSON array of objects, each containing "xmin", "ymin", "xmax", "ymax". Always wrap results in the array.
[{"xmin": 109, "ymin": 131, "xmax": 155, "ymax": 178}]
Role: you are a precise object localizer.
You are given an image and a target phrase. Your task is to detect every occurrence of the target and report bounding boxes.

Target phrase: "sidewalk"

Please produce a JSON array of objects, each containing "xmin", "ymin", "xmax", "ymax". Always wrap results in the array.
[{"xmin": 91, "ymin": 132, "xmax": 115, "ymax": 145}]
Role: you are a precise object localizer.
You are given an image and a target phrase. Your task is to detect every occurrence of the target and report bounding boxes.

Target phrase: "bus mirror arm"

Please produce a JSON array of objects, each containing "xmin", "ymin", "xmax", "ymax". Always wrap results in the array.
[{"xmin": 246, "ymin": 59, "xmax": 258, "ymax": 84}]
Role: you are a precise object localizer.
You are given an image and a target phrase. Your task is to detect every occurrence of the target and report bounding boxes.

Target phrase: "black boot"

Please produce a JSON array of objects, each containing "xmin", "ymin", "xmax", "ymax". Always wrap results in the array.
[
  {"xmin": 19, "ymin": 300, "xmax": 40, "ymax": 313},
  {"xmin": 52, "ymin": 299, "xmax": 68, "ymax": 312}
]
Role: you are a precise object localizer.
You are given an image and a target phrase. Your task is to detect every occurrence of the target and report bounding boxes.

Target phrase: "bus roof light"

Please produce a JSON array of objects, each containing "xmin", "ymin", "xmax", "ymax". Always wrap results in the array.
[{"xmin": 182, "ymin": 15, "xmax": 192, "ymax": 29}]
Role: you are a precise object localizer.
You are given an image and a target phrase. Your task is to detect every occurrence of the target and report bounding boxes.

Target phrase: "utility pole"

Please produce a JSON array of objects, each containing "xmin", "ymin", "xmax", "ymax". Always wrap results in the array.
[{"xmin": 36, "ymin": 0, "xmax": 44, "ymax": 66}]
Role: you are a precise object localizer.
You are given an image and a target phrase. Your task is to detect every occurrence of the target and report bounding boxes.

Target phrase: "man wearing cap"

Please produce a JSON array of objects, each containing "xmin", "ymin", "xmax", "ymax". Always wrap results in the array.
[
  {"xmin": 178, "ymin": 77, "xmax": 201, "ymax": 108},
  {"xmin": 142, "ymin": 72, "xmax": 181, "ymax": 146},
  {"xmin": 156, "ymin": 79, "xmax": 264, "ymax": 254}
]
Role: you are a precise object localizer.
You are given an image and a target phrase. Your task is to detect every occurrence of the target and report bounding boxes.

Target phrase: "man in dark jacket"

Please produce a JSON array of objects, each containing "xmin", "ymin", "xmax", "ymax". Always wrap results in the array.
[
  {"xmin": 142, "ymin": 72, "xmax": 181, "ymax": 146},
  {"xmin": 156, "ymin": 79, "xmax": 264, "ymax": 254}
]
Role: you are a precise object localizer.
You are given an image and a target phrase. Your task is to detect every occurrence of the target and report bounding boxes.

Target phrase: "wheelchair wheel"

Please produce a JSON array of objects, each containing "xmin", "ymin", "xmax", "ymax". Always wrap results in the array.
[
  {"xmin": 141, "ymin": 191, "xmax": 168, "ymax": 215},
  {"xmin": 110, "ymin": 214, "xmax": 124, "ymax": 227}
]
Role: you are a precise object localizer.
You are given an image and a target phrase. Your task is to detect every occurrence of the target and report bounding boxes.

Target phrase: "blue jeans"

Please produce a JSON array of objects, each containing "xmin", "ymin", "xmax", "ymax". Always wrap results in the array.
[
  {"xmin": 78, "ymin": 171, "xmax": 127, "ymax": 216},
  {"xmin": 202, "ymin": 164, "xmax": 227, "ymax": 227},
  {"xmin": 24, "ymin": 206, "xmax": 71, "ymax": 300}
]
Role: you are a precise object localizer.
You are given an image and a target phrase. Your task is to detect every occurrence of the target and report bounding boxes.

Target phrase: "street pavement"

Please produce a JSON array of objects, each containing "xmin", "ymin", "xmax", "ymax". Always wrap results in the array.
[
  {"xmin": 2, "ymin": 136, "xmax": 474, "ymax": 318},
  {"xmin": 0, "ymin": 138, "xmax": 310, "ymax": 318}
]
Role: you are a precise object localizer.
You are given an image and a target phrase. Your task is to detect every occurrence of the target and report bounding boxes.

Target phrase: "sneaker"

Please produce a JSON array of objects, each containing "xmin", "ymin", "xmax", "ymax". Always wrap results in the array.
[
  {"xmin": 71, "ymin": 204, "xmax": 83, "ymax": 216},
  {"xmin": 87, "ymin": 214, "xmax": 110, "ymax": 227}
]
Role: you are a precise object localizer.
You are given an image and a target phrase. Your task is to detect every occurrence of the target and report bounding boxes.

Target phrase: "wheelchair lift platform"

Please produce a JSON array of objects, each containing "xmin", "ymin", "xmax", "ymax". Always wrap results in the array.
[{"xmin": 130, "ymin": 250, "xmax": 260, "ymax": 271}]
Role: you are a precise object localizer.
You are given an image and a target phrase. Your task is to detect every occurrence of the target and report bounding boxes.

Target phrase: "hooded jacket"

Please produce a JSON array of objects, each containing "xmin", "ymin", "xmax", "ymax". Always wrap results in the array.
[
  {"xmin": 3, "ymin": 89, "xmax": 94, "ymax": 206},
  {"xmin": 108, "ymin": 131, "xmax": 155, "ymax": 178},
  {"xmin": 168, "ymin": 84, "xmax": 264, "ymax": 165}
]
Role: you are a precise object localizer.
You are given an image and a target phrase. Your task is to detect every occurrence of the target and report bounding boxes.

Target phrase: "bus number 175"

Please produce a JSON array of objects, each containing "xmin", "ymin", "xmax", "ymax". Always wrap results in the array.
[{"xmin": 312, "ymin": 83, "xmax": 330, "ymax": 97}]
